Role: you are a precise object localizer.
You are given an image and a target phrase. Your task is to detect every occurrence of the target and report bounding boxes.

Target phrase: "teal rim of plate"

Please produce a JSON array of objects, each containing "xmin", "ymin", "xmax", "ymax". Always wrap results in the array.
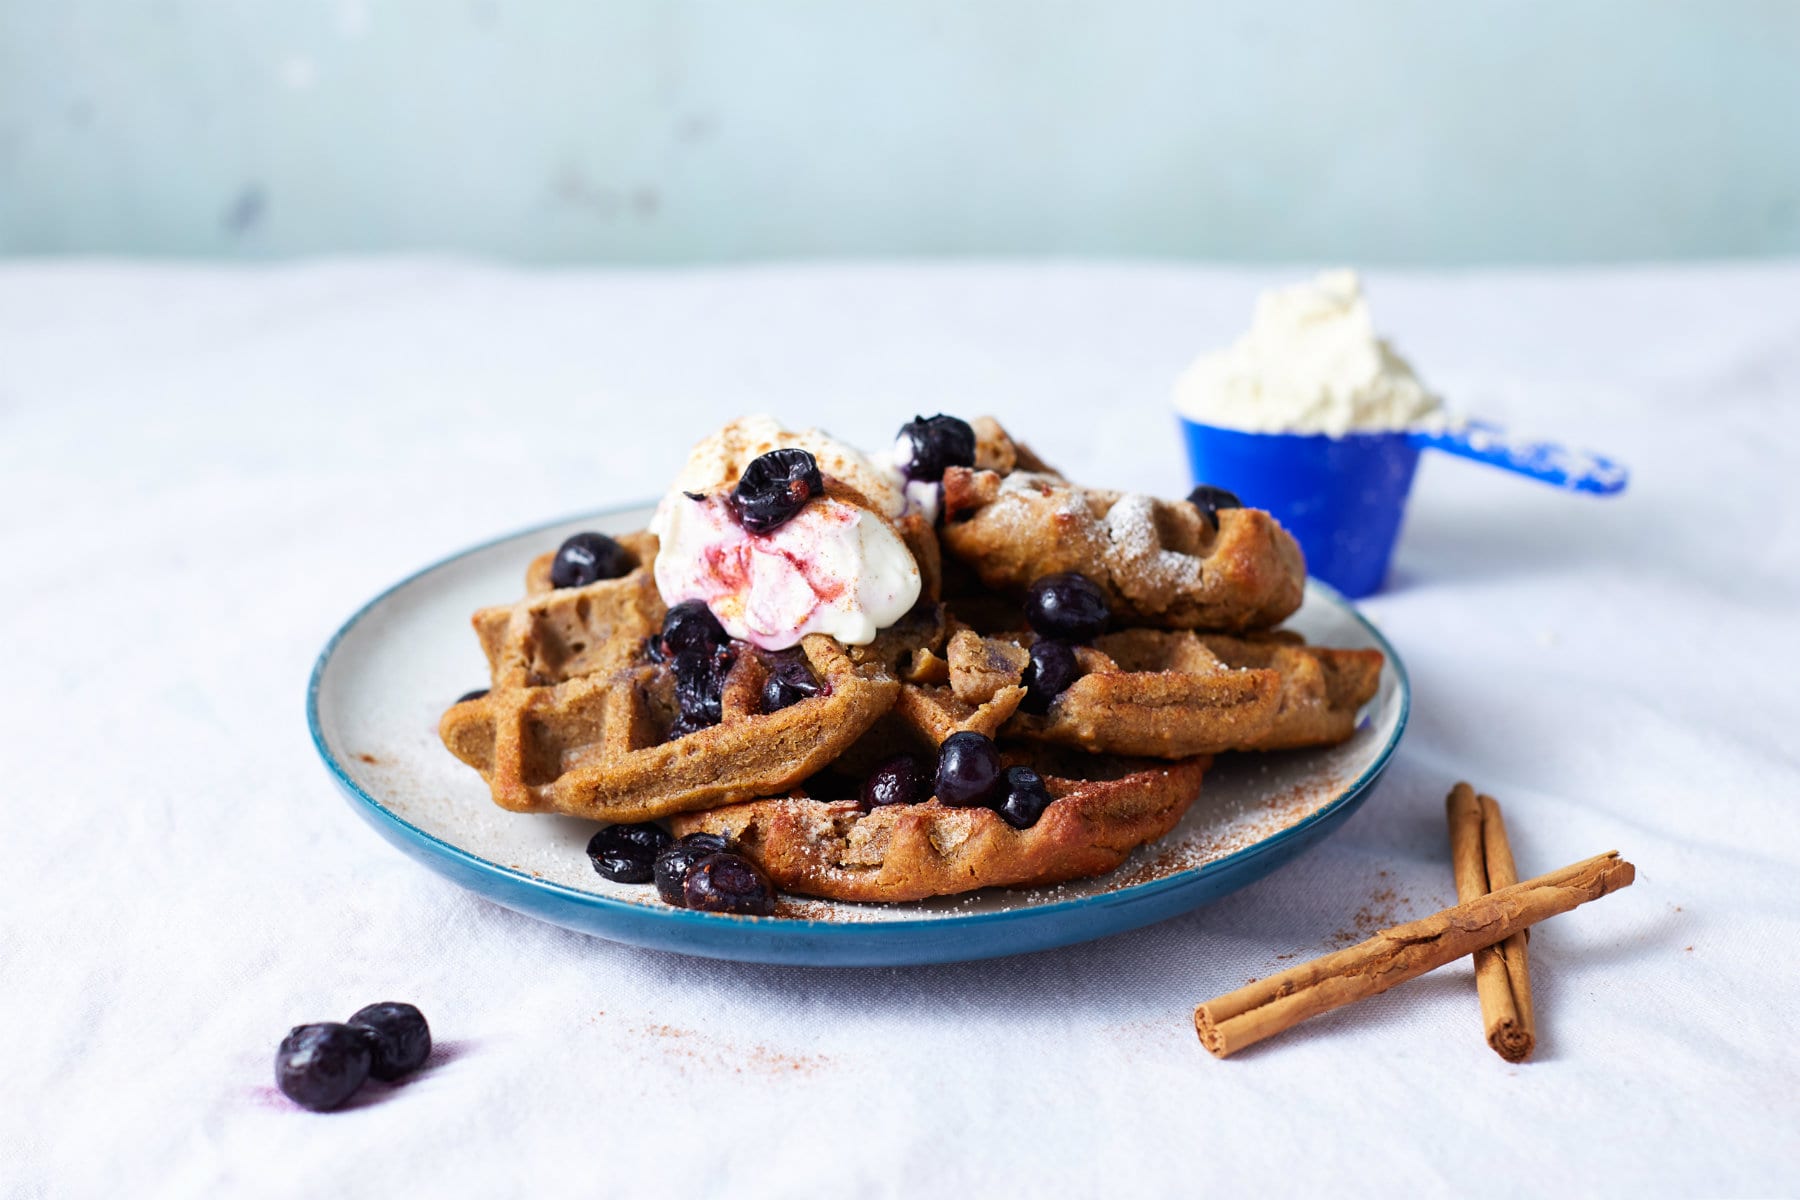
[{"xmin": 307, "ymin": 502, "xmax": 1411, "ymax": 935}]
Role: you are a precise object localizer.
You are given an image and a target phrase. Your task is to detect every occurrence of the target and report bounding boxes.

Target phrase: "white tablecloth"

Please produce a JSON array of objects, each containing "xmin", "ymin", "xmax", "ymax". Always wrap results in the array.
[{"xmin": 4, "ymin": 260, "xmax": 1797, "ymax": 1198}]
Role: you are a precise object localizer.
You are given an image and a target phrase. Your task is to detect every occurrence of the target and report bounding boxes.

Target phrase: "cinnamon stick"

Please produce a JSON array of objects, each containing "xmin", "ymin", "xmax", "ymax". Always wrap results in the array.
[
  {"xmin": 1480, "ymin": 792, "xmax": 1536, "ymax": 1034},
  {"xmin": 1447, "ymin": 782, "xmax": 1536, "ymax": 1061},
  {"xmin": 1194, "ymin": 850, "xmax": 1633, "ymax": 1058}
]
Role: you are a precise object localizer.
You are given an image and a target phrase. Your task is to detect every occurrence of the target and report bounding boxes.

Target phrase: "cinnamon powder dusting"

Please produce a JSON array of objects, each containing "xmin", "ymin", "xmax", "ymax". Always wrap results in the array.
[
  {"xmin": 774, "ymin": 897, "xmax": 851, "ymax": 921},
  {"xmin": 1109, "ymin": 771, "xmax": 1348, "ymax": 889},
  {"xmin": 627, "ymin": 1021, "xmax": 831, "ymax": 1077},
  {"xmin": 1331, "ymin": 878, "xmax": 1417, "ymax": 947}
]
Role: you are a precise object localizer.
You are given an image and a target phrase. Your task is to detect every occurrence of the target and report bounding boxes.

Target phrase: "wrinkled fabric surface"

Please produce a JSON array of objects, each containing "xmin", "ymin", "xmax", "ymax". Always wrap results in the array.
[{"xmin": 2, "ymin": 261, "xmax": 1795, "ymax": 1198}]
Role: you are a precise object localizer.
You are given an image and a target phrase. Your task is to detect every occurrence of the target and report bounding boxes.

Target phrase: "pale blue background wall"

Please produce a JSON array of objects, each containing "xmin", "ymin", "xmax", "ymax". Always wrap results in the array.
[{"xmin": 2, "ymin": 1, "xmax": 1796, "ymax": 263}]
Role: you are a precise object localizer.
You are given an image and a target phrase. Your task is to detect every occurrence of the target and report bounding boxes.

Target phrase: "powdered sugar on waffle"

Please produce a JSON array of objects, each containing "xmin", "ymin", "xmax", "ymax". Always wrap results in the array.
[
  {"xmin": 997, "ymin": 470, "xmax": 1087, "ymax": 518},
  {"xmin": 992, "ymin": 471, "xmax": 1208, "ymax": 598},
  {"xmin": 1100, "ymin": 492, "xmax": 1205, "ymax": 599}
]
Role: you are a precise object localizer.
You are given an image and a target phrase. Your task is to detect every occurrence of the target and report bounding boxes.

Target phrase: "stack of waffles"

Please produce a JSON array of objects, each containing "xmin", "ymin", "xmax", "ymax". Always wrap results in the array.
[{"xmin": 441, "ymin": 418, "xmax": 1380, "ymax": 904}]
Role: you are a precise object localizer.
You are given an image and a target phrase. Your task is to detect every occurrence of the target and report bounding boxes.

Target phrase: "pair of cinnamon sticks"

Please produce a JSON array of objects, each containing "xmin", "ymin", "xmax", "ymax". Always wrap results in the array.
[
  {"xmin": 1194, "ymin": 782, "xmax": 1634, "ymax": 1060},
  {"xmin": 1445, "ymin": 782, "xmax": 1536, "ymax": 1061}
]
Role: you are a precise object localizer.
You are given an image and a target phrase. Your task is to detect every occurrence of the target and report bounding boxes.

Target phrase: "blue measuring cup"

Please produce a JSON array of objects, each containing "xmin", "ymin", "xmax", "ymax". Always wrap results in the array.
[{"xmin": 1178, "ymin": 418, "xmax": 1629, "ymax": 598}]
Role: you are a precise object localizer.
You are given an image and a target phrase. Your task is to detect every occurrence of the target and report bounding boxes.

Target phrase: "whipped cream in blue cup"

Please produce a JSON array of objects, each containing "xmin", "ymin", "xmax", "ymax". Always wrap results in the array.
[{"xmin": 1174, "ymin": 273, "xmax": 1625, "ymax": 599}]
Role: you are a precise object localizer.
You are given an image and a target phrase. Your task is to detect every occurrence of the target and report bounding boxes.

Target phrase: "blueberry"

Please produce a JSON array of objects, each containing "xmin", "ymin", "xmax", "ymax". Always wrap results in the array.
[
  {"xmin": 346, "ymin": 1002, "xmax": 432, "ymax": 1082},
  {"xmin": 659, "ymin": 600, "xmax": 728, "ymax": 658},
  {"xmin": 761, "ymin": 650, "xmax": 821, "ymax": 713},
  {"xmin": 1023, "ymin": 572, "xmax": 1109, "ymax": 641},
  {"xmin": 455, "ymin": 688, "xmax": 489, "ymax": 704},
  {"xmin": 861, "ymin": 753, "xmax": 926, "ymax": 809},
  {"xmin": 1186, "ymin": 485, "xmax": 1242, "ymax": 532},
  {"xmin": 996, "ymin": 766, "xmax": 1053, "ymax": 829},
  {"xmin": 670, "ymin": 643, "xmax": 735, "ymax": 734},
  {"xmin": 728, "ymin": 448, "xmax": 824, "ymax": 534},
  {"xmin": 895, "ymin": 414, "xmax": 976, "ymax": 482},
  {"xmin": 275, "ymin": 1022, "xmax": 372, "ymax": 1112},
  {"xmin": 550, "ymin": 531, "xmax": 633, "ymax": 588},
  {"xmin": 934, "ymin": 731, "xmax": 1004, "ymax": 807},
  {"xmin": 587, "ymin": 822, "xmax": 673, "ymax": 884},
  {"xmin": 1020, "ymin": 640, "xmax": 1079, "ymax": 714},
  {"xmin": 682, "ymin": 852, "xmax": 777, "ymax": 916},
  {"xmin": 654, "ymin": 833, "xmax": 731, "ymax": 905}
]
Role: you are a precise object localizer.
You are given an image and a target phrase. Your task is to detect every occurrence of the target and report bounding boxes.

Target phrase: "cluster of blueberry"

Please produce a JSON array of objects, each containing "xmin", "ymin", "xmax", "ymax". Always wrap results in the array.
[
  {"xmin": 647, "ymin": 600, "xmax": 736, "ymax": 737},
  {"xmin": 643, "ymin": 599, "xmax": 824, "ymax": 740},
  {"xmin": 1018, "ymin": 571, "xmax": 1109, "ymax": 713},
  {"xmin": 586, "ymin": 728, "xmax": 1055, "ymax": 915},
  {"xmin": 932, "ymin": 731, "xmax": 1054, "ymax": 829},
  {"xmin": 587, "ymin": 823, "xmax": 776, "ymax": 916},
  {"xmin": 274, "ymin": 1002, "xmax": 432, "ymax": 1112},
  {"xmin": 780, "ymin": 731, "xmax": 1053, "ymax": 830}
]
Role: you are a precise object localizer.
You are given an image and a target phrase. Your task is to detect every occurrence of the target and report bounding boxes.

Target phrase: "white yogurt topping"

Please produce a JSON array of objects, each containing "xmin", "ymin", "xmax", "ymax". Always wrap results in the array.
[
  {"xmin": 1174, "ymin": 270, "xmax": 1447, "ymax": 436},
  {"xmin": 900, "ymin": 477, "xmax": 942, "ymax": 525},
  {"xmin": 868, "ymin": 433, "xmax": 943, "ymax": 525},
  {"xmin": 650, "ymin": 418, "xmax": 921, "ymax": 649}
]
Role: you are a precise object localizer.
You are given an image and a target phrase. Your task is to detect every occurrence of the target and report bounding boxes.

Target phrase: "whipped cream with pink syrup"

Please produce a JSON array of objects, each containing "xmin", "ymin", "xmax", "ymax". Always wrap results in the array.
[{"xmin": 650, "ymin": 417, "xmax": 922, "ymax": 649}]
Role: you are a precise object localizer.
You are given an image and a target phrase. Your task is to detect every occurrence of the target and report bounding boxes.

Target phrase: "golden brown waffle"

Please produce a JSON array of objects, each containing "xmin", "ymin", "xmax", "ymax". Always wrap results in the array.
[
  {"xmin": 1021, "ymin": 628, "xmax": 1380, "ymax": 755},
  {"xmin": 938, "ymin": 444, "xmax": 1305, "ymax": 633},
  {"xmin": 843, "ymin": 603, "xmax": 949, "ymax": 675},
  {"xmin": 669, "ymin": 752, "xmax": 1210, "ymax": 902},
  {"xmin": 885, "ymin": 624, "xmax": 1380, "ymax": 758},
  {"xmin": 1195, "ymin": 632, "xmax": 1384, "ymax": 752},
  {"xmin": 1005, "ymin": 629, "xmax": 1283, "ymax": 757},
  {"xmin": 889, "ymin": 622, "xmax": 1027, "ymax": 742},
  {"xmin": 470, "ymin": 533, "xmax": 664, "ymax": 683},
  {"xmin": 439, "ymin": 534, "xmax": 903, "ymax": 822}
]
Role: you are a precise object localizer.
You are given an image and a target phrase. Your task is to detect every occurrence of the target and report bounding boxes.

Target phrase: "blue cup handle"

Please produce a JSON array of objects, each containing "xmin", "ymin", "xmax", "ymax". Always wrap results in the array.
[{"xmin": 1409, "ymin": 421, "xmax": 1629, "ymax": 495}]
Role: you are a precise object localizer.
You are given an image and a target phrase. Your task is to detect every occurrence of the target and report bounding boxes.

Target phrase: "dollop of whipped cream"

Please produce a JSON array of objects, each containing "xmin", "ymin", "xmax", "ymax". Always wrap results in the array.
[
  {"xmin": 1174, "ymin": 270, "xmax": 1447, "ymax": 436},
  {"xmin": 650, "ymin": 417, "xmax": 921, "ymax": 650}
]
